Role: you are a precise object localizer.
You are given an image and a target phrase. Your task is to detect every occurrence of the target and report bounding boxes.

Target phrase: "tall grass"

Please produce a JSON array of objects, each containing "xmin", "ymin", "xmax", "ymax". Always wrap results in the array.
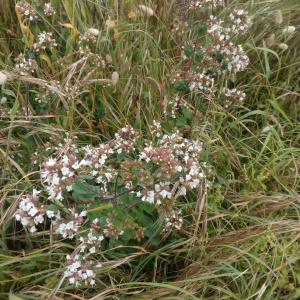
[{"xmin": 0, "ymin": 0, "xmax": 300, "ymax": 299}]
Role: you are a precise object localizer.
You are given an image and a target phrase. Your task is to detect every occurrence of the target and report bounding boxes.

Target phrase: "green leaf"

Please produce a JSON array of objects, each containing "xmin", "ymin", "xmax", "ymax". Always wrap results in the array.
[
  {"xmin": 130, "ymin": 204, "xmax": 156, "ymax": 227},
  {"xmin": 94, "ymin": 91, "xmax": 106, "ymax": 121},
  {"xmin": 176, "ymin": 116, "xmax": 188, "ymax": 127},
  {"xmin": 120, "ymin": 230, "xmax": 134, "ymax": 243},
  {"xmin": 46, "ymin": 204, "xmax": 58, "ymax": 213},
  {"xmin": 195, "ymin": 50, "xmax": 204, "ymax": 63},
  {"xmin": 72, "ymin": 180, "xmax": 100, "ymax": 201},
  {"xmin": 196, "ymin": 24, "xmax": 207, "ymax": 36},
  {"xmin": 184, "ymin": 45, "xmax": 194, "ymax": 58},
  {"xmin": 182, "ymin": 107, "xmax": 193, "ymax": 120},
  {"xmin": 144, "ymin": 216, "xmax": 164, "ymax": 246},
  {"xmin": 1, "ymin": 88, "xmax": 16, "ymax": 98},
  {"xmin": 174, "ymin": 81, "xmax": 189, "ymax": 93}
]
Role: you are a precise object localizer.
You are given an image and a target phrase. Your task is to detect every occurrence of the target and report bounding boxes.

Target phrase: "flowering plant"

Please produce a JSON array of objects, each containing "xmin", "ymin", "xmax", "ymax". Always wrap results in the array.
[
  {"xmin": 166, "ymin": 0, "xmax": 252, "ymax": 119},
  {"xmin": 15, "ymin": 124, "xmax": 208, "ymax": 286},
  {"xmin": 6, "ymin": 0, "xmax": 250, "ymax": 290}
]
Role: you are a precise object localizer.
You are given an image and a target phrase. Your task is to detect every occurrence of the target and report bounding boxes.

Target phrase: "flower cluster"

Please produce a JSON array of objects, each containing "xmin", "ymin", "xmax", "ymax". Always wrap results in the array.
[
  {"xmin": 14, "ymin": 54, "xmax": 38, "ymax": 75},
  {"xmin": 32, "ymin": 32, "xmax": 57, "ymax": 52},
  {"xmin": 103, "ymin": 219, "xmax": 125, "ymax": 239},
  {"xmin": 163, "ymin": 209, "xmax": 183, "ymax": 232},
  {"xmin": 54, "ymin": 210, "xmax": 86, "ymax": 239},
  {"xmin": 114, "ymin": 125, "xmax": 140, "ymax": 154},
  {"xmin": 223, "ymin": 87, "xmax": 246, "ymax": 106},
  {"xmin": 15, "ymin": 125, "xmax": 207, "ymax": 286},
  {"xmin": 78, "ymin": 30, "xmax": 98, "ymax": 56},
  {"xmin": 64, "ymin": 255, "xmax": 98, "ymax": 286},
  {"xmin": 189, "ymin": 0, "xmax": 223, "ymax": 9},
  {"xmin": 163, "ymin": 94, "xmax": 181, "ymax": 118},
  {"xmin": 15, "ymin": 1, "xmax": 38, "ymax": 21},
  {"xmin": 149, "ymin": 120, "xmax": 162, "ymax": 138},
  {"xmin": 229, "ymin": 9, "xmax": 252, "ymax": 35},
  {"xmin": 81, "ymin": 143, "xmax": 116, "ymax": 190},
  {"xmin": 43, "ymin": 2, "xmax": 56, "ymax": 16},
  {"xmin": 189, "ymin": 72, "xmax": 215, "ymax": 93},
  {"xmin": 41, "ymin": 152, "xmax": 78, "ymax": 201},
  {"xmin": 79, "ymin": 219, "xmax": 104, "ymax": 254},
  {"xmin": 169, "ymin": 2, "xmax": 252, "ymax": 110},
  {"xmin": 15, "ymin": 189, "xmax": 45, "ymax": 233},
  {"xmin": 205, "ymin": 14, "xmax": 251, "ymax": 73},
  {"xmin": 137, "ymin": 130, "xmax": 204, "ymax": 205},
  {"xmin": 16, "ymin": 1, "xmax": 56, "ymax": 20}
]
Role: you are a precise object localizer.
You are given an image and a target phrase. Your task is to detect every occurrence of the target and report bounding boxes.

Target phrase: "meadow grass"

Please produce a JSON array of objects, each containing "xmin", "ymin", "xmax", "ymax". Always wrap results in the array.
[{"xmin": 0, "ymin": 0, "xmax": 300, "ymax": 299}]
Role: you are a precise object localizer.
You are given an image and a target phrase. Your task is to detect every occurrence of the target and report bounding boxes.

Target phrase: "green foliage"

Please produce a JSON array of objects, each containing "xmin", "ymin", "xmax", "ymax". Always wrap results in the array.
[
  {"xmin": 72, "ymin": 179, "xmax": 101, "ymax": 201},
  {"xmin": 0, "ymin": 0, "xmax": 300, "ymax": 299},
  {"xmin": 174, "ymin": 81, "xmax": 190, "ymax": 93}
]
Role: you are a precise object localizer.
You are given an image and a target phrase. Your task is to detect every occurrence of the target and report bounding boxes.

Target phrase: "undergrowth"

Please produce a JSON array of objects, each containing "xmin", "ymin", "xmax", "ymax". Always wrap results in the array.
[{"xmin": 0, "ymin": 0, "xmax": 300, "ymax": 299}]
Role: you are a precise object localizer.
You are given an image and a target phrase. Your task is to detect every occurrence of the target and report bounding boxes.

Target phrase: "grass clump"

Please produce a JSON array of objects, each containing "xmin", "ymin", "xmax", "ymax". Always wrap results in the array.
[{"xmin": 0, "ymin": 0, "xmax": 300, "ymax": 299}]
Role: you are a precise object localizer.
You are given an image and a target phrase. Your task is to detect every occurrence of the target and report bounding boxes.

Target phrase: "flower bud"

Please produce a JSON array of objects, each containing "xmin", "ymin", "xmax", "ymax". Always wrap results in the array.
[
  {"xmin": 278, "ymin": 43, "xmax": 288, "ymax": 51},
  {"xmin": 111, "ymin": 71, "xmax": 119, "ymax": 86},
  {"xmin": 282, "ymin": 26, "xmax": 296, "ymax": 35},
  {"xmin": 274, "ymin": 10, "xmax": 283, "ymax": 24},
  {"xmin": 138, "ymin": 5, "xmax": 154, "ymax": 17},
  {"xmin": 266, "ymin": 33, "xmax": 276, "ymax": 47},
  {"xmin": 87, "ymin": 28, "xmax": 100, "ymax": 36}
]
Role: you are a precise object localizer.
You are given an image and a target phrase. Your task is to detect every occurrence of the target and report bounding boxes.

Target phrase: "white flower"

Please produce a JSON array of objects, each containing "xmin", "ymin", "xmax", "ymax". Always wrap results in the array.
[
  {"xmin": 176, "ymin": 165, "xmax": 183, "ymax": 172},
  {"xmin": 61, "ymin": 167, "xmax": 71, "ymax": 176},
  {"xmin": 46, "ymin": 210, "xmax": 55, "ymax": 218},
  {"xmin": 160, "ymin": 190, "xmax": 172, "ymax": 199},
  {"xmin": 34, "ymin": 214, "xmax": 44, "ymax": 224},
  {"xmin": 142, "ymin": 190, "xmax": 155, "ymax": 203},
  {"xmin": 79, "ymin": 159, "xmax": 91, "ymax": 167},
  {"xmin": 46, "ymin": 158, "xmax": 56, "ymax": 167},
  {"xmin": 28, "ymin": 207, "xmax": 38, "ymax": 217},
  {"xmin": 66, "ymin": 185, "xmax": 73, "ymax": 192},
  {"xmin": 55, "ymin": 191, "xmax": 63, "ymax": 201},
  {"xmin": 69, "ymin": 277, "xmax": 75, "ymax": 284},
  {"xmin": 89, "ymin": 247, "xmax": 96, "ymax": 254},
  {"xmin": 79, "ymin": 210, "xmax": 87, "ymax": 218},
  {"xmin": 190, "ymin": 179, "xmax": 200, "ymax": 188},
  {"xmin": 0, "ymin": 71, "xmax": 7, "ymax": 85},
  {"xmin": 86, "ymin": 270, "xmax": 94, "ymax": 277},
  {"xmin": 72, "ymin": 161, "xmax": 80, "ymax": 169},
  {"xmin": 30, "ymin": 226, "xmax": 37, "ymax": 233}
]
